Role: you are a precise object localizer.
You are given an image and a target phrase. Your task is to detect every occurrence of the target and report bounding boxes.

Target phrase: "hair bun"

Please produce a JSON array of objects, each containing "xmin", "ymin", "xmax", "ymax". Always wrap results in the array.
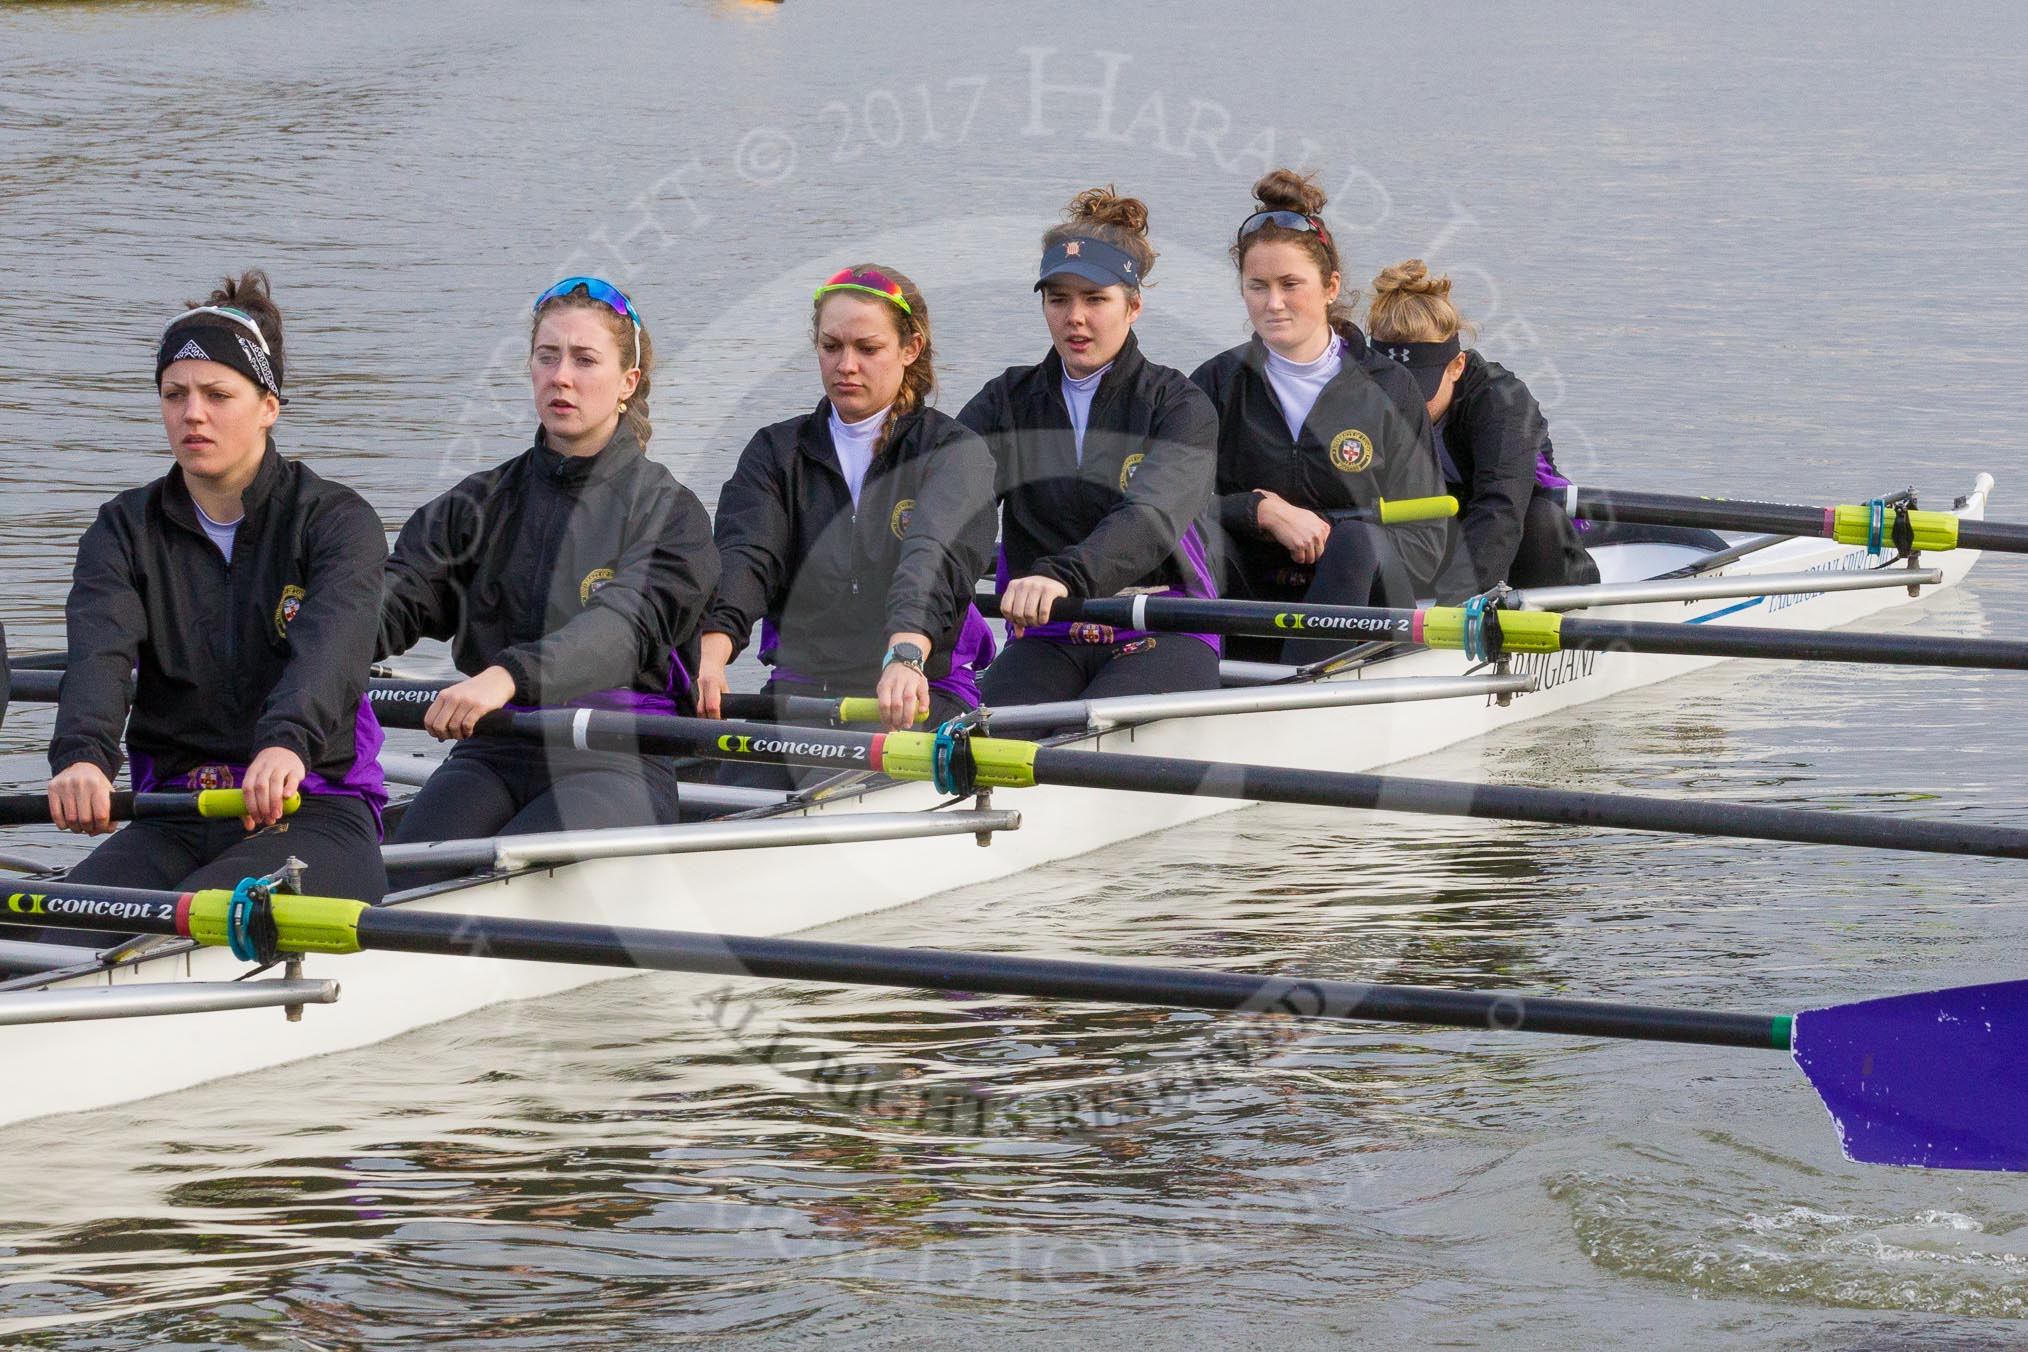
[
  {"xmin": 1066, "ymin": 185, "xmax": 1150, "ymax": 236},
  {"xmin": 1372, "ymin": 259, "xmax": 1451, "ymax": 299},
  {"xmin": 1252, "ymin": 168, "xmax": 1328, "ymax": 217}
]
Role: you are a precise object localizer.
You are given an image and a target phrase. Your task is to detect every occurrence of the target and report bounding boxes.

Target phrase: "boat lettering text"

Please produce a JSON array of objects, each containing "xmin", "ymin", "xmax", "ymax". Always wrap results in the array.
[{"xmin": 1505, "ymin": 647, "xmax": 1598, "ymax": 691}]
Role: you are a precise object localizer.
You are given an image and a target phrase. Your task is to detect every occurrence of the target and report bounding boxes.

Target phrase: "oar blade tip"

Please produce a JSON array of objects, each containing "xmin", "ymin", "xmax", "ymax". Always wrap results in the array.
[{"xmin": 1793, "ymin": 980, "xmax": 2028, "ymax": 1172}]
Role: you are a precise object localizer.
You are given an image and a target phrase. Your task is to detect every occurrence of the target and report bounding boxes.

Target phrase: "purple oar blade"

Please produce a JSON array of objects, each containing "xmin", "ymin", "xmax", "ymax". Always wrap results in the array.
[{"xmin": 1792, "ymin": 980, "xmax": 2028, "ymax": 1171}]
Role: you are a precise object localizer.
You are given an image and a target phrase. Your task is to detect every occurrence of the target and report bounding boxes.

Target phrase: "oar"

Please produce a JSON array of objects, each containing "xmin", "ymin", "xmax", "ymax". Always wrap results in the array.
[
  {"xmin": 4, "ymin": 880, "xmax": 2020, "ymax": 1171},
  {"xmin": 381, "ymin": 706, "xmax": 2028, "ymax": 863},
  {"xmin": 1563, "ymin": 483, "xmax": 2028, "ymax": 555},
  {"xmin": 1014, "ymin": 594, "xmax": 2028, "ymax": 671},
  {"xmin": 0, "ymin": 790, "xmax": 300, "ymax": 828}
]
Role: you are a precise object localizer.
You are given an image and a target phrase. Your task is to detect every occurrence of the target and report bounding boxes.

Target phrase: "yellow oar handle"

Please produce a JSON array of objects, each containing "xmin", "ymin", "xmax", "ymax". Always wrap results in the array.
[
  {"xmin": 185, "ymin": 891, "xmax": 367, "ymax": 954},
  {"xmin": 1829, "ymin": 504, "xmax": 1960, "ymax": 552},
  {"xmin": 834, "ymin": 699, "xmax": 930, "ymax": 725},
  {"xmin": 194, "ymin": 790, "xmax": 304, "ymax": 819},
  {"xmin": 1377, "ymin": 495, "xmax": 1460, "ymax": 526}
]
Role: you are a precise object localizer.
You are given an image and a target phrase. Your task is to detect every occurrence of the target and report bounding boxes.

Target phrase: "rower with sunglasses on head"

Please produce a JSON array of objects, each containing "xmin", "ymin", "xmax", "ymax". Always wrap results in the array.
[
  {"xmin": 1191, "ymin": 170, "xmax": 1448, "ymax": 661},
  {"xmin": 959, "ymin": 186, "xmax": 1221, "ymax": 705},
  {"xmin": 45, "ymin": 271, "xmax": 390, "ymax": 922},
  {"xmin": 698, "ymin": 265, "xmax": 996, "ymax": 737},
  {"xmin": 378, "ymin": 278, "xmax": 718, "ymax": 859},
  {"xmin": 1366, "ymin": 259, "xmax": 1598, "ymax": 593}
]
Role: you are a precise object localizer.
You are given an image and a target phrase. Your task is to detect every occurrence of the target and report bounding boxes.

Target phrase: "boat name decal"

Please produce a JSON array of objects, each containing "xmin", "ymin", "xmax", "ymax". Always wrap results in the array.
[
  {"xmin": 1764, "ymin": 548, "xmax": 1874, "ymax": 614},
  {"xmin": 5, "ymin": 892, "xmax": 174, "ymax": 922},
  {"xmin": 1504, "ymin": 647, "xmax": 1598, "ymax": 690}
]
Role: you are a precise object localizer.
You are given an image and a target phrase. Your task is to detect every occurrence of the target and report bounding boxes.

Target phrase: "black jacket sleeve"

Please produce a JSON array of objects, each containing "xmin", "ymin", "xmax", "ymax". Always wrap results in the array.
[
  {"xmin": 255, "ymin": 491, "xmax": 386, "ymax": 764},
  {"xmin": 378, "ymin": 483, "xmax": 480, "ymax": 661},
  {"xmin": 701, "ymin": 429, "xmax": 794, "ymax": 655},
  {"xmin": 956, "ymin": 381, "xmax": 1016, "ymax": 499},
  {"xmin": 884, "ymin": 421, "xmax": 998, "ymax": 643},
  {"xmin": 496, "ymin": 478, "xmax": 720, "ymax": 703},
  {"xmin": 1364, "ymin": 360, "xmax": 1449, "ymax": 589},
  {"xmin": 1030, "ymin": 380, "xmax": 1218, "ymax": 598},
  {"xmin": 1452, "ymin": 383, "xmax": 1546, "ymax": 592},
  {"xmin": 50, "ymin": 506, "xmax": 144, "ymax": 778},
  {"xmin": 1188, "ymin": 358, "xmax": 1269, "ymax": 542}
]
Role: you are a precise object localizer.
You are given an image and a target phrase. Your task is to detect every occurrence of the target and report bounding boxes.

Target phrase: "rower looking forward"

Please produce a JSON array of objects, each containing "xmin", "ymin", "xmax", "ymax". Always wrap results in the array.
[
  {"xmin": 48, "ymin": 271, "xmax": 390, "ymax": 906},
  {"xmin": 960, "ymin": 186, "xmax": 1221, "ymax": 704},
  {"xmin": 1191, "ymin": 170, "xmax": 1448, "ymax": 663},
  {"xmin": 378, "ymin": 278, "xmax": 718, "ymax": 848},
  {"xmin": 1366, "ymin": 260, "xmax": 1598, "ymax": 594},
  {"xmin": 697, "ymin": 265, "xmax": 997, "ymax": 733}
]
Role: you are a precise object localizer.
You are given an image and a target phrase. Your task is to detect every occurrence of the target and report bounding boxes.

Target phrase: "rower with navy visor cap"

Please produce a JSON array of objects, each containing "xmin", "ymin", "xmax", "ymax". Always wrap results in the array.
[
  {"xmin": 377, "ymin": 275, "xmax": 719, "ymax": 878},
  {"xmin": 958, "ymin": 185, "xmax": 1221, "ymax": 713},
  {"xmin": 38, "ymin": 270, "xmax": 390, "ymax": 947}
]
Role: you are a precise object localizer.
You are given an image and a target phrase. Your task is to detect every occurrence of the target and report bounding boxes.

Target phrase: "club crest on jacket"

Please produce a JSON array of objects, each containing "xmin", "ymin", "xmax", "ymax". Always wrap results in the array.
[
  {"xmin": 1119, "ymin": 453, "xmax": 1145, "ymax": 491},
  {"xmin": 890, "ymin": 498, "xmax": 916, "ymax": 540},
  {"xmin": 579, "ymin": 567, "xmax": 615, "ymax": 606},
  {"xmin": 1328, "ymin": 429, "xmax": 1374, "ymax": 474},
  {"xmin": 273, "ymin": 584, "xmax": 305, "ymax": 638}
]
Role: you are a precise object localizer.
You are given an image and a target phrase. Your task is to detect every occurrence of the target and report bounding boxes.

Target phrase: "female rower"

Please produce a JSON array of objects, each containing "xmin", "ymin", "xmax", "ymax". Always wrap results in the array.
[
  {"xmin": 1367, "ymin": 259, "xmax": 1598, "ymax": 592},
  {"xmin": 1191, "ymin": 170, "xmax": 1447, "ymax": 661},
  {"xmin": 48, "ymin": 271, "xmax": 390, "ymax": 909},
  {"xmin": 959, "ymin": 187, "xmax": 1220, "ymax": 704},
  {"xmin": 698, "ymin": 264, "xmax": 996, "ymax": 733},
  {"xmin": 379, "ymin": 278, "xmax": 718, "ymax": 847}
]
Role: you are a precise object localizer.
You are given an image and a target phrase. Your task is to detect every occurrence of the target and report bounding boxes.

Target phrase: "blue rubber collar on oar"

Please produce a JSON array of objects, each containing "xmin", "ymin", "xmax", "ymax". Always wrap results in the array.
[
  {"xmin": 931, "ymin": 720, "xmax": 978, "ymax": 797},
  {"xmin": 226, "ymin": 877, "xmax": 280, "ymax": 965},
  {"xmin": 1462, "ymin": 594, "xmax": 1493, "ymax": 664},
  {"xmin": 1866, "ymin": 498, "xmax": 1886, "ymax": 554}
]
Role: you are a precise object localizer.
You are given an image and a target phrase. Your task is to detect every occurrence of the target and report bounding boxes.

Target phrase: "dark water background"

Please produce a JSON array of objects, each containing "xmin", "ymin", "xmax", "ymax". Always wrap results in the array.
[{"xmin": 2, "ymin": 1, "xmax": 2028, "ymax": 1345}]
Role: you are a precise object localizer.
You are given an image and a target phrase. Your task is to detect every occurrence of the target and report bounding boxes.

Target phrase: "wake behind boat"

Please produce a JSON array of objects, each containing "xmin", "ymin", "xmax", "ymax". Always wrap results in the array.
[{"xmin": 0, "ymin": 474, "xmax": 1994, "ymax": 1127}]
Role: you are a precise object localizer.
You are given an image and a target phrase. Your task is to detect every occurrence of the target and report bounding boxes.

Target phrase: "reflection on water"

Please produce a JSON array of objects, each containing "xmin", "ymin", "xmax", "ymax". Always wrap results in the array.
[{"xmin": 5, "ymin": 0, "xmax": 2028, "ymax": 1345}]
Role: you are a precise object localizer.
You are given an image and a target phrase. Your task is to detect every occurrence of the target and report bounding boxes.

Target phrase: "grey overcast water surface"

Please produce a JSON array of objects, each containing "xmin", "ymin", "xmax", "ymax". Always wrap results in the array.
[{"xmin": 3, "ymin": 2, "xmax": 2028, "ymax": 1346}]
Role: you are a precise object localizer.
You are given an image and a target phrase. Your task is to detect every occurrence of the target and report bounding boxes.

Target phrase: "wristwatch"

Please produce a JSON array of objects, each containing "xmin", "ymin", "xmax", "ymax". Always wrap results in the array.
[{"xmin": 882, "ymin": 641, "xmax": 927, "ymax": 674}]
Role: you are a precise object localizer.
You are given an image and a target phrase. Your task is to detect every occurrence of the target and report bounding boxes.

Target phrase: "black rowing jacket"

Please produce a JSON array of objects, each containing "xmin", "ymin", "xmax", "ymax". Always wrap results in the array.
[
  {"xmin": 1191, "ymin": 329, "xmax": 1447, "ymax": 588},
  {"xmin": 704, "ymin": 403, "xmax": 996, "ymax": 687},
  {"xmin": 957, "ymin": 331, "xmax": 1219, "ymax": 600},
  {"xmin": 1437, "ymin": 350, "xmax": 1568, "ymax": 593},
  {"xmin": 378, "ymin": 424, "xmax": 718, "ymax": 712},
  {"xmin": 51, "ymin": 443, "xmax": 386, "ymax": 798}
]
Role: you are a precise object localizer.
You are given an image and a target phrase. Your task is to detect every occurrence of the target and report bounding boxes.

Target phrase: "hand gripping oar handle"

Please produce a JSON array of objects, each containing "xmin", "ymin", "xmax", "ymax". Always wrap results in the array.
[{"xmin": 0, "ymin": 790, "xmax": 301, "ymax": 828}]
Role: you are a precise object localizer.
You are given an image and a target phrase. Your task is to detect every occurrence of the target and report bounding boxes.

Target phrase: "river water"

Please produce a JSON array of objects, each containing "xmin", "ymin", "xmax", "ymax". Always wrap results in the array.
[{"xmin": 3, "ymin": 0, "xmax": 2028, "ymax": 1345}]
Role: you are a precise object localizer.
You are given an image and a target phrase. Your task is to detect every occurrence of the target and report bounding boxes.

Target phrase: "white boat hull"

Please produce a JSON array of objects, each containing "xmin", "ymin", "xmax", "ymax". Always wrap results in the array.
[{"xmin": 0, "ymin": 482, "xmax": 1992, "ymax": 1125}]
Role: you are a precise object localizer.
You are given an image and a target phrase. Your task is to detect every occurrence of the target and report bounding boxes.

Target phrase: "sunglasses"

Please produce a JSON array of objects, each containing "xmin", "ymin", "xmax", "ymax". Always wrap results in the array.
[
  {"xmin": 163, "ymin": 305, "xmax": 272, "ymax": 354},
  {"xmin": 813, "ymin": 267, "xmax": 913, "ymax": 315},
  {"xmin": 1236, "ymin": 210, "xmax": 1332, "ymax": 248},
  {"xmin": 533, "ymin": 276, "xmax": 643, "ymax": 370}
]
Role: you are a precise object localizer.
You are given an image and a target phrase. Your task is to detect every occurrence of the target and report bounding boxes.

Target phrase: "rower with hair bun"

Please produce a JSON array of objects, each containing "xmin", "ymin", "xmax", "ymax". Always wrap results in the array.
[
  {"xmin": 1368, "ymin": 259, "xmax": 1598, "ymax": 592},
  {"xmin": 47, "ymin": 269, "xmax": 390, "ymax": 915},
  {"xmin": 961, "ymin": 186, "xmax": 1221, "ymax": 705},
  {"xmin": 378, "ymin": 277, "xmax": 718, "ymax": 854},
  {"xmin": 1192, "ymin": 169, "xmax": 1448, "ymax": 661},
  {"xmin": 698, "ymin": 264, "xmax": 997, "ymax": 735}
]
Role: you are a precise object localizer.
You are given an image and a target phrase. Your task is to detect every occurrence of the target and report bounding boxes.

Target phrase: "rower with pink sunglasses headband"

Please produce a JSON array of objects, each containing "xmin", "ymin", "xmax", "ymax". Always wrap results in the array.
[
  {"xmin": 376, "ymin": 277, "xmax": 720, "ymax": 871},
  {"xmin": 698, "ymin": 264, "xmax": 997, "ymax": 748}
]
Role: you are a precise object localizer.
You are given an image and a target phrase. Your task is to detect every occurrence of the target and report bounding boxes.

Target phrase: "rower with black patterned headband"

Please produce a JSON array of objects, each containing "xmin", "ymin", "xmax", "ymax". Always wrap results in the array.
[
  {"xmin": 1190, "ymin": 170, "xmax": 1449, "ymax": 662},
  {"xmin": 378, "ymin": 277, "xmax": 719, "ymax": 853},
  {"xmin": 46, "ymin": 270, "xmax": 390, "ymax": 920},
  {"xmin": 960, "ymin": 186, "xmax": 1222, "ymax": 704},
  {"xmin": 1366, "ymin": 259, "xmax": 1599, "ymax": 594},
  {"xmin": 698, "ymin": 264, "xmax": 997, "ymax": 736}
]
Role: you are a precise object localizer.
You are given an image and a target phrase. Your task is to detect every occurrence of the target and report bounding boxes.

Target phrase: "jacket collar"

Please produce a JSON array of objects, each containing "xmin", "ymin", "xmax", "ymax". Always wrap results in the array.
[
  {"xmin": 1038, "ymin": 328, "xmax": 1147, "ymax": 405},
  {"xmin": 161, "ymin": 438, "xmax": 285, "ymax": 536},
  {"xmin": 532, "ymin": 420, "xmax": 643, "ymax": 486},
  {"xmin": 796, "ymin": 398, "xmax": 922, "ymax": 467}
]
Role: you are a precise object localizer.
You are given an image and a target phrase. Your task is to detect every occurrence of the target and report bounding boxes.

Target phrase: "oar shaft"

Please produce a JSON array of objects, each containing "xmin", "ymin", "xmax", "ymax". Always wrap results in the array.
[
  {"xmin": 0, "ymin": 790, "xmax": 295, "ymax": 827},
  {"xmin": 1556, "ymin": 617, "xmax": 2028, "ymax": 669},
  {"xmin": 1568, "ymin": 487, "xmax": 2028, "ymax": 555},
  {"xmin": 348, "ymin": 909, "xmax": 1783, "ymax": 1049}
]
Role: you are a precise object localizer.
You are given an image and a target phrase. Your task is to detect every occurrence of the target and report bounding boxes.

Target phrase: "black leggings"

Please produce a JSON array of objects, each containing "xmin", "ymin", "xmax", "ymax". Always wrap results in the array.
[
  {"xmin": 979, "ymin": 633, "xmax": 1219, "ymax": 714},
  {"xmin": 1224, "ymin": 518, "xmax": 1415, "ymax": 665},
  {"xmin": 24, "ymin": 794, "xmax": 387, "ymax": 948},
  {"xmin": 391, "ymin": 736, "xmax": 680, "ymax": 884}
]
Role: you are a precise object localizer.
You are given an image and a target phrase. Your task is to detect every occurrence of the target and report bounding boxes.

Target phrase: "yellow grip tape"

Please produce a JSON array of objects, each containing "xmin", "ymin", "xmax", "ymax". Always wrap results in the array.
[
  {"xmin": 1377, "ymin": 495, "xmax": 1460, "ymax": 525},
  {"xmin": 1829, "ymin": 505, "xmax": 1959, "ymax": 552},
  {"xmin": 876, "ymin": 732, "xmax": 1040, "ymax": 788},
  {"xmin": 194, "ymin": 790, "xmax": 303, "ymax": 819},
  {"xmin": 186, "ymin": 890, "xmax": 369, "ymax": 955},
  {"xmin": 834, "ymin": 699, "xmax": 929, "ymax": 725}
]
